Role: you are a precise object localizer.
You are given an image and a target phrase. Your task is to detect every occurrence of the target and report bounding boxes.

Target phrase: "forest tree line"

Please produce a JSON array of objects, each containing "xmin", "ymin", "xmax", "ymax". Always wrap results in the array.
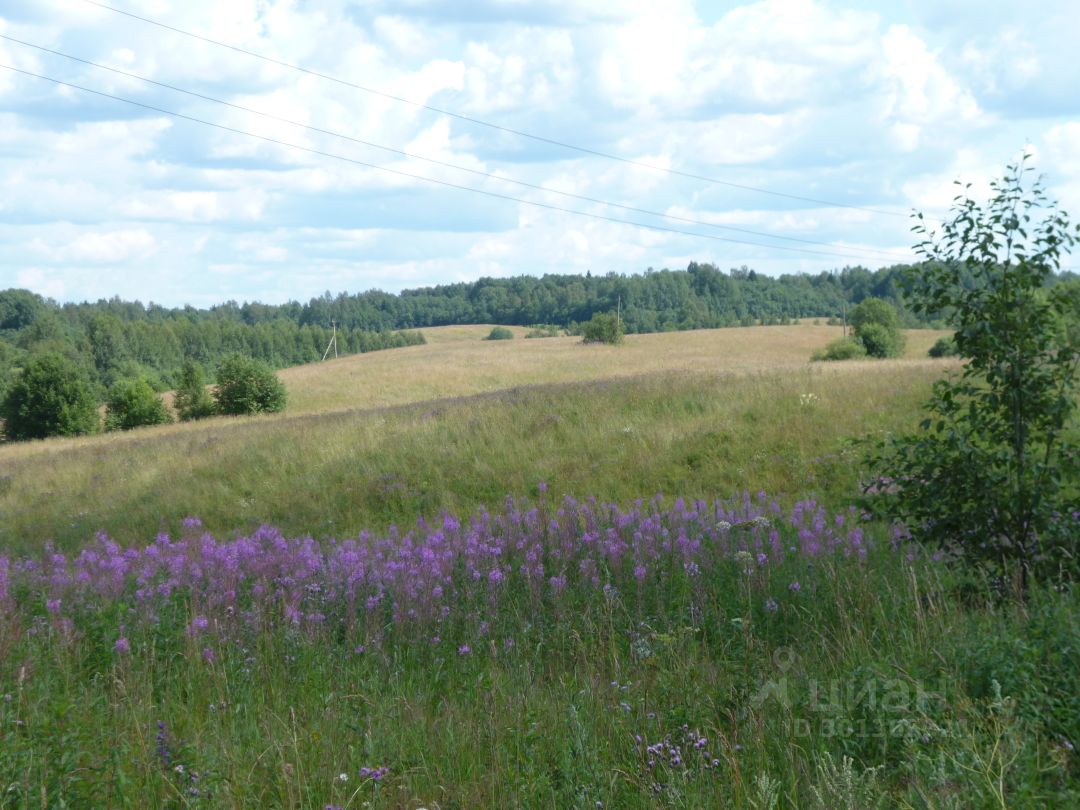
[
  {"xmin": 263, "ymin": 261, "xmax": 1075, "ymax": 333},
  {"xmin": 3, "ymin": 260, "xmax": 1076, "ymax": 400},
  {"xmin": 0, "ymin": 289, "xmax": 425, "ymax": 400}
]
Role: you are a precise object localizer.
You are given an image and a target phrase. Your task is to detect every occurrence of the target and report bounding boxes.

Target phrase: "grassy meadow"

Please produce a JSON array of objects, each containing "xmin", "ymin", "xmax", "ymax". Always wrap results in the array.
[
  {"xmin": 2, "ymin": 324, "xmax": 1078, "ymax": 808},
  {"xmin": 0, "ymin": 325, "xmax": 949, "ymax": 554}
]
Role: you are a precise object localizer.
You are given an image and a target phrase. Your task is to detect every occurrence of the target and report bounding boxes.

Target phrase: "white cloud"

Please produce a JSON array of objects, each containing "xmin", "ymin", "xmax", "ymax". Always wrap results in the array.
[
  {"xmin": 877, "ymin": 25, "xmax": 983, "ymax": 132},
  {"xmin": 121, "ymin": 190, "xmax": 268, "ymax": 223},
  {"xmin": 0, "ymin": 0, "xmax": 1076, "ymax": 306},
  {"xmin": 33, "ymin": 229, "xmax": 157, "ymax": 263}
]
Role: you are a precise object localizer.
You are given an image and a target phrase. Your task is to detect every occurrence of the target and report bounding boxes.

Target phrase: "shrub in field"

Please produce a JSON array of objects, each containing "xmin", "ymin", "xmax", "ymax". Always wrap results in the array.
[
  {"xmin": 104, "ymin": 377, "xmax": 172, "ymax": 431},
  {"xmin": 0, "ymin": 352, "xmax": 98, "ymax": 439},
  {"xmin": 485, "ymin": 326, "xmax": 513, "ymax": 341},
  {"xmin": 173, "ymin": 360, "xmax": 216, "ymax": 421},
  {"xmin": 213, "ymin": 354, "xmax": 286, "ymax": 415},
  {"xmin": 866, "ymin": 156, "xmax": 1080, "ymax": 582},
  {"xmin": 927, "ymin": 335, "xmax": 959, "ymax": 358},
  {"xmin": 581, "ymin": 312, "xmax": 623, "ymax": 344},
  {"xmin": 525, "ymin": 324, "xmax": 561, "ymax": 338},
  {"xmin": 857, "ymin": 321, "xmax": 904, "ymax": 358},
  {"xmin": 812, "ymin": 337, "xmax": 867, "ymax": 361},
  {"xmin": 850, "ymin": 297, "xmax": 905, "ymax": 358}
]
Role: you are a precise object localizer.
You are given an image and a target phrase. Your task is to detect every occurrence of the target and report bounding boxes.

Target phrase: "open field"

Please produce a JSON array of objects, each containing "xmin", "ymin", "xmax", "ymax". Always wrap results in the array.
[
  {"xmin": 2, "ymin": 324, "xmax": 1077, "ymax": 808},
  {"xmin": 0, "ymin": 325, "xmax": 950, "ymax": 554},
  {"xmin": 278, "ymin": 324, "xmax": 948, "ymax": 415}
]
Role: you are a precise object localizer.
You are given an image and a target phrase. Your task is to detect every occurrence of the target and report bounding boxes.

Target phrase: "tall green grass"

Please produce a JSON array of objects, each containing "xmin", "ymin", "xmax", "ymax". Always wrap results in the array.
[
  {"xmin": 2, "ymin": 540, "xmax": 1076, "ymax": 807},
  {"xmin": 1, "ymin": 356, "xmax": 1076, "ymax": 807},
  {"xmin": 0, "ymin": 364, "xmax": 936, "ymax": 555}
]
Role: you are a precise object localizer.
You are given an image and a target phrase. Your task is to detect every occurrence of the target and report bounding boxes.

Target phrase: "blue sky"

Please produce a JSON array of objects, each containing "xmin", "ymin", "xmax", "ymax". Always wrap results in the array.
[{"xmin": 1, "ymin": 0, "xmax": 1078, "ymax": 307}]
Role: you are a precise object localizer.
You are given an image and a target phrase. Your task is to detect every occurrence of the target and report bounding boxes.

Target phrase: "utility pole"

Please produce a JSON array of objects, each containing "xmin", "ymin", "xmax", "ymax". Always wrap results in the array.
[
  {"xmin": 617, "ymin": 295, "xmax": 621, "ymax": 333},
  {"xmin": 321, "ymin": 319, "xmax": 338, "ymax": 361}
]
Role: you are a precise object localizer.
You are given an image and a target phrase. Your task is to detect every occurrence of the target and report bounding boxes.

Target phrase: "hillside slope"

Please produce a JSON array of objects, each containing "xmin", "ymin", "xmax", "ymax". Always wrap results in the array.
[{"xmin": 0, "ymin": 324, "xmax": 950, "ymax": 552}]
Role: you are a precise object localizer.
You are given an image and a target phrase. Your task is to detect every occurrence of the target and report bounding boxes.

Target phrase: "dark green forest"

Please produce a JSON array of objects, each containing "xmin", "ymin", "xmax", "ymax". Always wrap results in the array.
[
  {"xmin": 0, "ymin": 289, "xmax": 425, "ymax": 400},
  {"xmin": 3, "ymin": 260, "xmax": 1076, "ymax": 400}
]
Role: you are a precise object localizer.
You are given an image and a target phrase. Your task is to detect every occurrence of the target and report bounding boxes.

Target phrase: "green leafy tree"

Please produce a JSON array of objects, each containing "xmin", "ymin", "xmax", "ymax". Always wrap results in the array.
[
  {"xmin": 849, "ymin": 297, "xmax": 905, "ymax": 358},
  {"xmin": 1, "ymin": 352, "xmax": 99, "ymax": 440},
  {"xmin": 485, "ymin": 326, "xmax": 513, "ymax": 341},
  {"xmin": 213, "ymin": 354, "xmax": 287, "ymax": 416},
  {"xmin": 580, "ymin": 312, "xmax": 624, "ymax": 344},
  {"xmin": 866, "ymin": 157, "xmax": 1080, "ymax": 582},
  {"xmin": 174, "ymin": 360, "xmax": 216, "ymax": 421},
  {"xmin": 0, "ymin": 289, "xmax": 48, "ymax": 332},
  {"xmin": 104, "ymin": 377, "xmax": 172, "ymax": 431}
]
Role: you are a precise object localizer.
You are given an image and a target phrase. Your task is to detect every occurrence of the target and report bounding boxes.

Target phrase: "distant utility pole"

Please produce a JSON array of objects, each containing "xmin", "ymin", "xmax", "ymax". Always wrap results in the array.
[
  {"xmin": 321, "ymin": 320, "xmax": 338, "ymax": 361},
  {"xmin": 617, "ymin": 295, "xmax": 621, "ymax": 333}
]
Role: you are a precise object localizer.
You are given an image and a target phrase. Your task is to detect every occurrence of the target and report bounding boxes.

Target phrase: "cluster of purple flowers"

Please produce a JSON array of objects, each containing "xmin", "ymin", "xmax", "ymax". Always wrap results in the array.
[
  {"xmin": 636, "ymin": 725, "xmax": 720, "ymax": 773},
  {"xmin": 1, "ymin": 492, "xmax": 897, "ymax": 647}
]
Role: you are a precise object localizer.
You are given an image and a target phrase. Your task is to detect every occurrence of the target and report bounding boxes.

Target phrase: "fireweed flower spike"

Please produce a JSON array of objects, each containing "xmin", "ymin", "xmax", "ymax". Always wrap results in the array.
[{"xmin": 0, "ymin": 492, "xmax": 909, "ymax": 652}]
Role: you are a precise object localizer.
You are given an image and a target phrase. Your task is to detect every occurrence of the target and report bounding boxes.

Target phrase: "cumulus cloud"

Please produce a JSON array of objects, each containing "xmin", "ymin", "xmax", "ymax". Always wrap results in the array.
[{"xmin": 0, "ymin": 0, "xmax": 1076, "ymax": 305}]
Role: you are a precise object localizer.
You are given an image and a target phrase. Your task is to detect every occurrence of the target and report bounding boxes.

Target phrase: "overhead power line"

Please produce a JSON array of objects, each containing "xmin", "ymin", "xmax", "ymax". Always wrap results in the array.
[
  {"xmin": 0, "ymin": 63, "xmax": 906, "ymax": 264},
  {"xmin": 1, "ymin": 34, "xmax": 911, "ymax": 262},
  {"xmin": 77, "ymin": 0, "xmax": 909, "ymax": 219}
]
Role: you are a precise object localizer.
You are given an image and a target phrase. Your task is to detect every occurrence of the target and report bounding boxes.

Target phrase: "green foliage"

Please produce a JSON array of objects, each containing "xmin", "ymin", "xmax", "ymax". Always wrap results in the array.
[
  {"xmin": 485, "ymin": 326, "xmax": 514, "ymax": 341},
  {"xmin": 857, "ymin": 322, "xmax": 904, "ymax": 358},
  {"xmin": 928, "ymin": 335, "xmax": 959, "ymax": 358},
  {"xmin": 580, "ymin": 312, "xmax": 624, "ymax": 344},
  {"xmin": 213, "ymin": 354, "xmax": 287, "ymax": 416},
  {"xmin": 850, "ymin": 298, "xmax": 905, "ymax": 358},
  {"xmin": 0, "ymin": 352, "xmax": 99, "ymax": 440},
  {"xmin": 849, "ymin": 297, "xmax": 899, "ymax": 332},
  {"xmin": 812, "ymin": 337, "xmax": 867, "ymax": 361},
  {"xmin": 866, "ymin": 157, "xmax": 1080, "ymax": 578},
  {"xmin": 524, "ymin": 324, "xmax": 561, "ymax": 338},
  {"xmin": 104, "ymin": 377, "xmax": 172, "ymax": 432},
  {"xmin": 0, "ymin": 288, "xmax": 47, "ymax": 332},
  {"xmin": 173, "ymin": 360, "xmax": 216, "ymax": 421}
]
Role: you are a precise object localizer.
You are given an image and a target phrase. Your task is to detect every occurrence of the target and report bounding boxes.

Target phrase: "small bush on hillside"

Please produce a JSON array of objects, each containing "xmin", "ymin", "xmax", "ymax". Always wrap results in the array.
[
  {"xmin": 812, "ymin": 337, "xmax": 867, "ymax": 361},
  {"xmin": 485, "ymin": 327, "xmax": 514, "ymax": 341},
  {"xmin": 525, "ymin": 325, "xmax": 561, "ymax": 338},
  {"xmin": 104, "ymin": 377, "xmax": 172, "ymax": 431},
  {"xmin": 928, "ymin": 335, "xmax": 959, "ymax": 358},
  {"xmin": 174, "ymin": 360, "xmax": 216, "ymax": 421},
  {"xmin": 850, "ymin": 298, "xmax": 905, "ymax": 358},
  {"xmin": 0, "ymin": 352, "xmax": 99, "ymax": 440},
  {"xmin": 213, "ymin": 354, "xmax": 286, "ymax": 416},
  {"xmin": 858, "ymin": 322, "xmax": 905, "ymax": 359},
  {"xmin": 581, "ymin": 312, "xmax": 623, "ymax": 344}
]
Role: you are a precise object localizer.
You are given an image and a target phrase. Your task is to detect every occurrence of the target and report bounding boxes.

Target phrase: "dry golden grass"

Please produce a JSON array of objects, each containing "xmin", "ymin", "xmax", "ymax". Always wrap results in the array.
[
  {"xmin": 0, "ymin": 323, "xmax": 956, "ymax": 552},
  {"xmin": 279, "ymin": 324, "xmax": 951, "ymax": 414},
  {"xmin": 0, "ymin": 324, "xmax": 950, "ymax": 465}
]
